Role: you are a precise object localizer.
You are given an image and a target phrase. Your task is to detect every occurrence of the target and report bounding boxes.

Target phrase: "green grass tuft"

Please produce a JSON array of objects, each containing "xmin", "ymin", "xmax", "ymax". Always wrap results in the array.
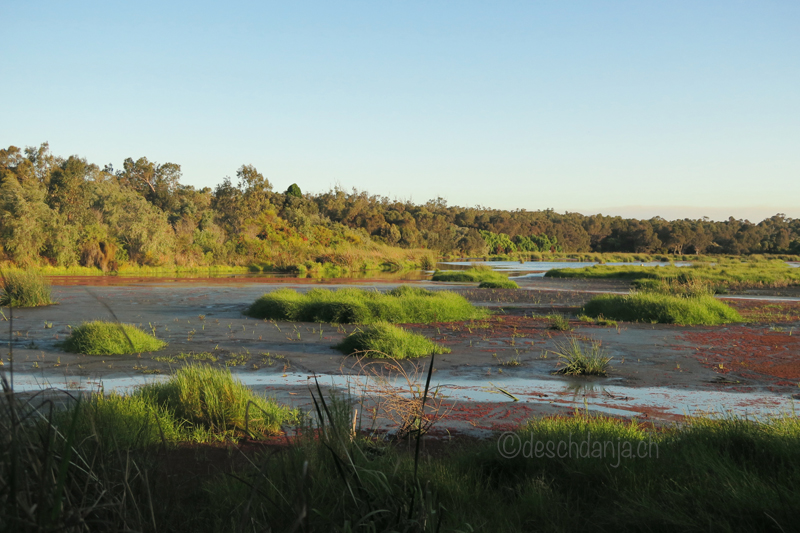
[
  {"xmin": 139, "ymin": 365, "xmax": 299, "ymax": 437},
  {"xmin": 64, "ymin": 393, "xmax": 185, "ymax": 450},
  {"xmin": 546, "ymin": 259, "xmax": 800, "ymax": 291},
  {"xmin": 0, "ymin": 269, "xmax": 54, "ymax": 307},
  {"xmin": 548, "ymin": 313, "xmax": 573, "ymax": 331},
  {"xmin": 432, "ymin": 266, "xmax": 516, "ymax": 286},
  {"xmin": 552, "ymin": 337, "xmax": 612, "ymax": 376},
  {"xmin": 478, "ymin": 279, "xmax": 519, "ymax": 289},
  {"xmin": 335, "ymin": 322, "xmax": 450, "ymax": 359},
  {"xmin": 61, "ymin": 320, "xmax": 167, "ymax": 355},
  {"xmin": 583, "ymin": 292, "xmax": 742, "ymax": 325},
  {"xmin": 245, "ymin": 286, "xmax": 488, "ymax": 324}
]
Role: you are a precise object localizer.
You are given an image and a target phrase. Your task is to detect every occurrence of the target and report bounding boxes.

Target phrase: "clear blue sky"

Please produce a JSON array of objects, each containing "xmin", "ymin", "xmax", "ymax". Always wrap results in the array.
[{"xmin": 3, "ymin": 1, "xmax": 798, "ymax": 221}]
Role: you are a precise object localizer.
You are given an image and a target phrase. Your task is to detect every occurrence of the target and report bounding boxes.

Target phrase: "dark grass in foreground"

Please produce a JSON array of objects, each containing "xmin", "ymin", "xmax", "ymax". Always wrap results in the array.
[
  {"xmin": 335, "ymin": 322, "xmax": 450, "ymax": 358},
  {"xmin": 245, "ymin": 285, "xmax": 489, "ymax": 323},
  {"xmin": 0, "ymin": 269, "xmax": 54, "ymax": 307},
  {"xmin": 583, "ymin": 292, "xmax": 743, "ymax": 325},
  {"xmin": 198, "ymin": 412, "xmax": 800, "ymax": 532},
  {"xmin": 4, "ymin": 368, "xmax": 800, "ymax": 532},
  {"xmin": 61, "ymin": 320, "xmax": 167, "ymax": 354},
  {"xmin": 0, "ymin": 366, "xmax": 299, "ymax": 532}
]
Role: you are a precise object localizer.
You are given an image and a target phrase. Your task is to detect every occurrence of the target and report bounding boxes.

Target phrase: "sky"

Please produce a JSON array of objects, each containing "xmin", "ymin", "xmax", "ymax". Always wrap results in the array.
[{"xmin": 2, "ymin": 1, "xmax": 799, "ymax": 222}]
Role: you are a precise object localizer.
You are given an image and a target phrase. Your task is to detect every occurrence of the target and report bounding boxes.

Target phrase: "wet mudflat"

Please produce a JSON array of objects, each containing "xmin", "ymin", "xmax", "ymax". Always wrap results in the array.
[{"xmin": 5, "ymin": 276, "xmax": 799, "ymax": 435}]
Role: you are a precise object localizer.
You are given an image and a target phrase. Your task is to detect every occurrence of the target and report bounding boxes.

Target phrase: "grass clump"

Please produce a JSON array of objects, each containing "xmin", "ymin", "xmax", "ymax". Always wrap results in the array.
[
  {"xmin": 64, "ymin": 393, "xmax": 185, "ymax": 450},
  {"xmin": 335, "ymin": 322, "xmax": 450, "ymax": 359},
  {"xmin": 478, "ymin": 278, "xmax": 519, "ymax": 289},
  {"xmin": 577, "ymin": 314, "xmax": 618, "ymax": 327},
  {"xmin": 548, "ymin": 313, "xmax": 573, "ymax": 331},
  {"xmin": 432, "ymin": 265, "xmax": 517, "ymax": 287},
  {"xmin": 552, "ymin": 337, "xmax": 612, "ymax": 376},
  {"xmin": 140, "ymin": 365, "xmax": 299, "ymax": 437},
  {"xmin": 61, "ymin": 320, "xmax": 167, "ymax": 355},
  {"xmin": 245, "ymin": 286, "xmax": 488, "ymax": 324},
  {"xmin": 0, "ymin": 269, "xmax": 54, "ymax": 307},
  {"xmin": 546, "ymin": 259, "xmax": 800, "ymax": 291},
  {"xmin": 583, "ymin": 292, "xmax": 742, "ymax": 325}
]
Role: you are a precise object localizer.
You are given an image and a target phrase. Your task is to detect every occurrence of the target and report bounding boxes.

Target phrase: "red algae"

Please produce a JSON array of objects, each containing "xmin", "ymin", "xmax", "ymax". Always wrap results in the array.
[
  {"xmin": 723, "ymin": 298, "xmax": 800, "ymax": 322},
  {"xmin": 679, "ymin": 326, "xmax": 800, "ymax": 384}
]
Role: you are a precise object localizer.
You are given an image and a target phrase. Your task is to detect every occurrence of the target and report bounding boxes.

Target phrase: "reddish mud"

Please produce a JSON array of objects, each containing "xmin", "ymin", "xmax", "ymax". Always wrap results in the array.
[{"xmin": 679, "ymin": 326, "xmax": 800, "ymax": 385}]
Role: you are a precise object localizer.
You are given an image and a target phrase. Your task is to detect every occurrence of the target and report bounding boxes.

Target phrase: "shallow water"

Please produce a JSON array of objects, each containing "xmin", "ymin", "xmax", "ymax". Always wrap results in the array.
[
  {"xmin": 438, "ymin": 261, "xmax": 693, "ymax": 278},
  {"xmin": 10, "ymin": 369, "xmax": 795, "ymax": 421}
]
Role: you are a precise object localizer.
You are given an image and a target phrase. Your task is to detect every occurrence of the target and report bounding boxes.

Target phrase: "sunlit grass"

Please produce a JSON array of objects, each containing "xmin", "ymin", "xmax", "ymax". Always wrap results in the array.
[
  {"xmin": 583, "ymin": 292, "xmax": 743, "ymax": 325},
  {"xmin": 139, "ymin": 365, "xmax": 299, "ymax": 437},
  {"xmin": 335, "ymin": 322, "xmax": 450, "ymax": 359},
  {"xmin": 245, "ymin": 285, "xmax": 489, "ymax": 324},
  {"xmin": 0, "ymin": 269, "xmax": 54, "ymax": 307},
  {"xmin": 61, "ymin": 320, "xmax": 167, "ymax": 354}
]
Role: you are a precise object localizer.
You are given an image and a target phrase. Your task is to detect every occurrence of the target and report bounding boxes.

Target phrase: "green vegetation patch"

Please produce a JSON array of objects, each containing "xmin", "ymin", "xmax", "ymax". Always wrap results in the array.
[
  {"xmin": 583, "ymin": 292, "xmax": 742, "ymax": 325},
  {"xmin": 139, "ymin": 365, "xmax": 299, "ymax": 437},
  {"xmin": 64, "ymin": 393, "xmax": 185, "ymax": 450},
  {"xmin": 478, "ymin": 279, "xmax": 519, "ymax": 289},
  {"xmin": 61, "ymin": 320, "xmax": 167, "ymax": 355},
  {"xmin": 552, "ymin": 337, "xmax": 612, "ymax": 376},
  {"xmin": 53, "ymin": 366, "xmax": 299, "ymax": 450},
  {"xmin": 546, "ymin": 259, "xmax": 800, "ymax": 290},
  {"xmin": 432, "ymin": 266, "xmax": 515, "ymax": 285},
  {"xmin": 245, "ymin": 285, "xmax": 488, "ymax": 324},
  {"xmin": 335, "ymin": 322, "xmax": 450, "ymax": 359},
  {"xmin": 0, "ymin": 269, "xmax": 54, "ymax": 307}
]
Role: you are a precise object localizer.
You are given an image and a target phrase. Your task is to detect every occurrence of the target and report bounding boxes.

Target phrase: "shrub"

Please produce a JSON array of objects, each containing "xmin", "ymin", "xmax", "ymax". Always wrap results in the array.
[
  {"xmin": 61, "ymin": 321, "xmax": 167, "ymax": 355},
  {"xmin": 0, "ymin": 269, "xmax": 54, "ymax": 307},
  {"xmin": 245, "ymin": 287, "xmax": 488, "ymax": 324},
  {"xmin": 139, "ymin": 365, "xmax": 299, "ymax": 437},
  {"xmin": 552, "ymin": 337, "xmax": 612, "ymax": 376},
  {"xmin": 335, "ymin": 322, "xmax": 450, "ymax": 359},
  {"xmin": 583, "ymin": 293, "xmax": 742, "ymax": 325}
]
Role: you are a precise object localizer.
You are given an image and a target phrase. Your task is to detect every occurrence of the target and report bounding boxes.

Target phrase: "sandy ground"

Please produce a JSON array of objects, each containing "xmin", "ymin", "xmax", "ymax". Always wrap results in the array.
[{"xmin": 4, "ymin": 276, "xmax": 799, "ymax": 435}]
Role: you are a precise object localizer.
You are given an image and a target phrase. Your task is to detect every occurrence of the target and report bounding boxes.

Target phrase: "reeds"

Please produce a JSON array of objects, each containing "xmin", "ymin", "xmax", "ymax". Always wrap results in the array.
[{"xmin": 0, "ymin": 269, "xmax": 54, "ymax": 307}]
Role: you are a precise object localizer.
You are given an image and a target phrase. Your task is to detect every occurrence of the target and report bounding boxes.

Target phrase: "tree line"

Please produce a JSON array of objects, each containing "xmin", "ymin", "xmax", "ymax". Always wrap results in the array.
[{"xmin": 1, "ymin": 143, "xmax": 798, "ymax": 269}]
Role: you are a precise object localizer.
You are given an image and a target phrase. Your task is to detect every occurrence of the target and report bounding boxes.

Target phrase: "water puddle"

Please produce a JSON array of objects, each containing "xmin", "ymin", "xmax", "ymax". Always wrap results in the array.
[{"xmin": 9, "ymin": 370, "xmax": 796, "ymax": 421}]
